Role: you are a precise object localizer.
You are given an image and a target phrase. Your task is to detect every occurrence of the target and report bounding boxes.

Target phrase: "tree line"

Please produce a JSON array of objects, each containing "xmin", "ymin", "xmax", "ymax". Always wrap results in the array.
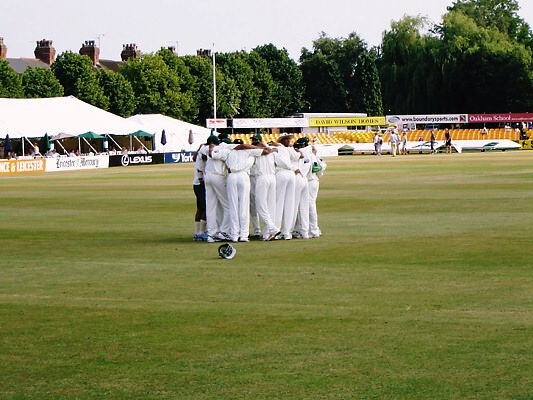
[{"xmin": 1, "ymin": 0, "xmax": 532, "ymax": 125}]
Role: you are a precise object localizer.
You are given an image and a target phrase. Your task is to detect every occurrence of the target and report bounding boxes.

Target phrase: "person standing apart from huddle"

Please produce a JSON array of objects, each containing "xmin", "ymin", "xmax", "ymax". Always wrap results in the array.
[
  {"xmin": 430, "ymin": 130, "xmax": 436, "ymax": 154},
  {"xmin": 389, "ymin": 129, "xmax": 400, "ymax": 157},
  {"xmin": 192, "ymin": 142, "xmax": 208, "ymax": 241},
  {"xmin": 373, "ymin": 132, "xmax": 382, "ymax": 156},
  {"xmin": 400, "ymin": 130, "xmax": 408, "ymax": 155},
  {"xmin": 444, "ymin": 129, "xmax": 452, "ymax": 153},
  {"xmin": 273, "ymin": 133, "xmax": 300, "ymax": 240},
  {"xmin": 225, "ymin": 140, "xmax": 271, "ymax": 242}
]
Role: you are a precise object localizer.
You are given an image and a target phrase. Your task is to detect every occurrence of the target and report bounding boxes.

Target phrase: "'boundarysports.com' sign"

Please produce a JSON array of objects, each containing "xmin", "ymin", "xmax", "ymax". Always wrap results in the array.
[
  {"xmin": 387, "ymin": 114, "xmax": 468, "ymax": 124},
  {"xmin": 0, "ymin": 159, "xmax": 45, "ymax": 175}
]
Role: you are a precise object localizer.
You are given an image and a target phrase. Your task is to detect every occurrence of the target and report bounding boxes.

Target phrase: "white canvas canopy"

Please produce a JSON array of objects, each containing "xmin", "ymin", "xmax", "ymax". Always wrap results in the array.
[
  {"xmin": 127, "ymin": 114, "xmax": 211, "ymax": 152},
  {"xmin": 0, "ymin": 96, "xmax": 144, "ymax": 139}
]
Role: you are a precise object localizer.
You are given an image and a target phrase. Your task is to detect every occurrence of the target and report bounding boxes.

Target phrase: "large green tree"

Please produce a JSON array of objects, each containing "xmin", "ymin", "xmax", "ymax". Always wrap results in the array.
[
  {"xmin": 157, "ymin": 48, "xmax": 198, "ymax": 121},
  {"xmin": 97, "ymin": 69, "xmax": 135, "ymax": 117},
  {"xmin": 301, "ymin": 32, "xmax": 383, "ymax": 115},
  {"xmin": 0, "ymin": 60, "xmax": 24, "ymax": 98},
  {"xmin": 253, "ymin": 44, "xmax": 306, "ymax": 116},
  {"xmin": 21, "ymin": 67, "xmax": 64, "ymax": 98},
  {"xmin": 119, "ymin": 54, "xmax": 193, "ymax": 120},
  {"xmin": 353, "ymin": 50, "xmax": 384, "ymax": 116},
  {"xmin": 246, "ymin": 50, "xmax": 278, "ymax": 117},
  {"xmin": 216, "ymin": 52, "xmax": 261, "ymax": 118},
  {"xmin": 300, "ymin": 51, "xmax": 346, "ymax": 112},
  {"xmin": 378, "ymin": 16, "xmax": 435, "ymax": 114},
  {"xmin": 447, "ymin": 0, "xmax": 533, "ymax": 47},
  {"xmin": 379, "ymin": 1, "xmax": 533, "ymax": 114},
  {"xmin": 51, "ymin": 52, "xmax": 109, "ymax": 109},
  {"xmin": 181, "ymin": 55, "xmax": 215, "ymax": 125},
  {"xmin": 437, "ymin": 9, "xmax": 533, "ymax": 112}
]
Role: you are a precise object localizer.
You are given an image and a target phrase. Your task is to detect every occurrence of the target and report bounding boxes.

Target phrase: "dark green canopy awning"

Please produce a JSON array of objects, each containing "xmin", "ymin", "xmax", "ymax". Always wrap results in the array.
[
  {"xmin": 78, "ymin": 131, "xmax": 105, "ymax": 139},
  {"xmin": 130, "ymin": 130, "xmax": 154, "ymax": 138}
]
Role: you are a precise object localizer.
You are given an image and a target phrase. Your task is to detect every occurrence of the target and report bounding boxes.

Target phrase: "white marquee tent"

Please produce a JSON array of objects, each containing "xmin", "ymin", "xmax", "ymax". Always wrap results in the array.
[
  {"xmin": 0, "ymin": 96, "xmax": 144, "ymax": 139},
  {"xmin": 127, "ymin": 114, "xmax": 212, "ymax": 152}
]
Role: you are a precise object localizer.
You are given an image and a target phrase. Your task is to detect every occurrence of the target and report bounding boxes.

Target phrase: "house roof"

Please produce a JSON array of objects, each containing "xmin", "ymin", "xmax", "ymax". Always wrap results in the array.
[
  {"xmin": 5, "ymin": 57, "xmax": 123, "ymax": 74},
  {"xmin": 6, "ymin": 58, "xmax": 50, "ymax": 73},
  {"xmin": 97, "ymin": 59, "xmax": 122, "ymax": 72}
]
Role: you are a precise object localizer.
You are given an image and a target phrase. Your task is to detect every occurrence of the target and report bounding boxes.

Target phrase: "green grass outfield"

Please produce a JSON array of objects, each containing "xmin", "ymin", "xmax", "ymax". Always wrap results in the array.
[{"xmin": 1, "ymin": 151, "xmax": 532, "ymax": 399}]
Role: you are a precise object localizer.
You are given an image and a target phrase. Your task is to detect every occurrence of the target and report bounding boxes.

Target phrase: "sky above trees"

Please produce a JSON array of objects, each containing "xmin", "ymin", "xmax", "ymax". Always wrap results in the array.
[{"xmin": 2, "ymin": 0, "xmax": 531, "ymax": 62}]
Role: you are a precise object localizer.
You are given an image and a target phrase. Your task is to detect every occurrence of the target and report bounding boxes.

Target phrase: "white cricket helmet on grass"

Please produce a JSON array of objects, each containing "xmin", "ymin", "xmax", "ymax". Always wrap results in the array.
[{"xmin": 218, "ymin": 243, "xmax": 236, "ymax": 259}]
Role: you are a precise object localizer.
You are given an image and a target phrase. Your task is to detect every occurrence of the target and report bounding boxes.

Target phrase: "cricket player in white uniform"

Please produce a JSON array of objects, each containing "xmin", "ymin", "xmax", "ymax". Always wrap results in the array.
[
  {"xmin": 389, "ymin": 129, "xmax": 400, "ymax": 157},
  {"xmin": 250, "ymin": 135, "xmax": 280, "ymax": 241},
  {"xmin": 307, "ymin": 144, "xmax": 327, "ymax": 238},
  {"xmin": 204, "ymin": 135, "xmax": 235, "ymax": 242},
  {"xmin": 225, "ymin": 143, "xmax": 269, "ymax": 242},
  {"xmin": 272, "ymin": 134, "xmax": 300, "ymax": 240},
  {"xmin": 292, "ymin": 137, "xmax": 312, "ymax": 239},
  {"xmin": 249, "ymin": 134, "xmax": 262, "ymax": 237}
]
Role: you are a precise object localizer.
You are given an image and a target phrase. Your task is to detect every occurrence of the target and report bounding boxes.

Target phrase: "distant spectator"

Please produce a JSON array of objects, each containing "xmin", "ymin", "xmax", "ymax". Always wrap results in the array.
[
  {"xmin": 373, "ymin": 132, "xmax": 382, "ymax": 156},
  {"xmin": 400, "ymin": 130, "xmax": 408, "ymax": 155},
  {"xmin": 389, "ymin": 129, "xmax": 399, "ymax": 157},
  {"xmin": 32, "ymin": 142, "xmax": 41, "ymax": 157},
  {"xmin": 444, "ymin": 129, "xmax": 452, "ymax": 154}
]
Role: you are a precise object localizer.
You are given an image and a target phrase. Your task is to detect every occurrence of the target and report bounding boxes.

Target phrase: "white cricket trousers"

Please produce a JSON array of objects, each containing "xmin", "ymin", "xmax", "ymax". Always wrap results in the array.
[
  {"xmin": 275, "ymin": 169, "xmax": 296, "ymax": 237},
  {"xmin": 205, "ymin": 172, "xmax": 230, "ymax": 237},
  {"xmin": 293, "ymin": 173, "xmax": 310, "ymax": 237},
  {"xmin": 308, "ymin": 178, "xmax": 320, "ymax": 236},
  {"xmin": 227, "ymin": 171, "xmax": 251, "ymax": 240},
  {"xmin": 254, "ymin": 174, "xmax": 277, "ymax": 237},
  {"xmin": 249, "ymin": 176, "xmax": 260, "ymax": 235}
]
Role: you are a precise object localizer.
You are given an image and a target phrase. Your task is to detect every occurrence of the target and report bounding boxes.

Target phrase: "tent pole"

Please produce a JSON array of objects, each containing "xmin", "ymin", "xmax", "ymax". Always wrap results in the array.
[
  {"xmin": 106, "ymin": 134, "xmax": 122, "ymax": 152},
  {"xmin": 132, "ymin": 135, "xmax": 150, "ymax": 152},
  {"xmin": 82, "ymin": 137, "xmax": 98, "ymax": 154},
  {"xmin": 24, "ymin": 137, "xmax": 36, "ymax": 156},
  {"xmin": 55, "ymin": 140, "xmax": 68, "ymax": 154}
]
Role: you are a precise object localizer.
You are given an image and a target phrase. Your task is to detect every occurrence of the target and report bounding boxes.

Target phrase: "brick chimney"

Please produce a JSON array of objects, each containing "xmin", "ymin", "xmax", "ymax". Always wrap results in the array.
[
  {"xmin": 0, "ymin": 37, "xmax": 7, "ymax": 61},
  {"xmin": 162, "ymin": 46, "xmax": 177, "ymax": 55},
  {"xmin": 34, "ymin": 39, "xmax": 56, "ymax": 64},
  {"xmin": 196, "ymin": 48, "xmax": 211, "ymax": 57},
  {"xmin": 79, "ymin": 40, "xmax": 100, "ymax": 65},
  {"xmin": 120, "ymin": 43, "xmax": 141, "ymax": 61}
]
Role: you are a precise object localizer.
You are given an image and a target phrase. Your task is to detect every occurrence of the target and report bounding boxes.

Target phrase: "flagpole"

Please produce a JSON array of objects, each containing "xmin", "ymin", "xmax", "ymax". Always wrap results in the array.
[{"xmin": 212, "ymin": 42, "xmax": 217, "ymax": 125}]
